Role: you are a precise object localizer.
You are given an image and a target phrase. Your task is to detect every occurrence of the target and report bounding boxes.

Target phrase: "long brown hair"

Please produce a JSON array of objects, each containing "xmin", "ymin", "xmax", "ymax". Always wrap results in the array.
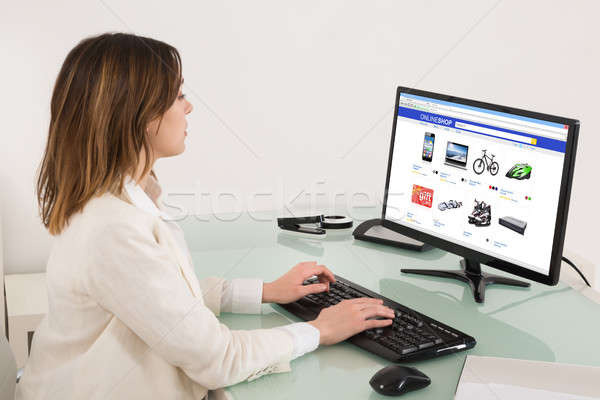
[{"xmin": 37, "ymin": 33, "xmax": 182, "ymax": 235}]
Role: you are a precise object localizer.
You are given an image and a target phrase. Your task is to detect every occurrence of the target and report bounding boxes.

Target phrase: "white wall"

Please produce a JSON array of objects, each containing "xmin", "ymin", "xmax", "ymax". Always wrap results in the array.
[
  {"xmin": 1, "ymin": 212, "xmax": 5, "ymax": 337},
  {"xmin": 1, "ymin": 0, "xmax": 598, "ymax": 288}
]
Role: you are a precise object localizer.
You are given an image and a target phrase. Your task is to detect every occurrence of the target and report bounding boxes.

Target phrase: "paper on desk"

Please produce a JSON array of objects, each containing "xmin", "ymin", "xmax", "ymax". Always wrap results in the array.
[
  {"xmin": 455, "ymin": 355, "xmax": 600, "ymax": 400},
  {"xmin": 457, "ymin": 382, "xmax": 598, "ymax": 400}
]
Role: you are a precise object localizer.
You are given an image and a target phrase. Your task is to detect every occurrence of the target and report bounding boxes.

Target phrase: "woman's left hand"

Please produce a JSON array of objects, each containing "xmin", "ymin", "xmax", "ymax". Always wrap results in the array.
[{"xmin": 262, "ymin": 261, "xmax": 336, "ymax": 304}]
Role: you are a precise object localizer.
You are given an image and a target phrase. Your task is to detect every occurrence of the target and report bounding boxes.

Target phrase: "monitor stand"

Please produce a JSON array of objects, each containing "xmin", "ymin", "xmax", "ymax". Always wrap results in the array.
[{"xmin": 401, "ymin": 258, "xmax": 530, "ymax": 303}]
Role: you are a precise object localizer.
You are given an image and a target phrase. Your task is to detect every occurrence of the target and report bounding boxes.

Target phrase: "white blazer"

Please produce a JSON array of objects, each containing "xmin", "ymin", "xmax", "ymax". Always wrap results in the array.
[{"xmin": 15, "ymin": 191, "xmax": 295, "ymax": 400}]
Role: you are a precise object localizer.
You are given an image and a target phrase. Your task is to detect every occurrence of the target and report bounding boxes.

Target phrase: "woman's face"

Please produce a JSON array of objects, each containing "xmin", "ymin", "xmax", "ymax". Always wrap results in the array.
[{"xmin": 147, "ymin": 82, "xmax": 193, "ymax": 158}]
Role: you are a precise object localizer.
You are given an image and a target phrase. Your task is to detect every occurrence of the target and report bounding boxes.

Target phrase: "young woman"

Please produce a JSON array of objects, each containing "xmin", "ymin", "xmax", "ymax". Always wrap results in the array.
[{"xmin": 16, "ymin": 33, "xmax": 394, "ymax": 399}]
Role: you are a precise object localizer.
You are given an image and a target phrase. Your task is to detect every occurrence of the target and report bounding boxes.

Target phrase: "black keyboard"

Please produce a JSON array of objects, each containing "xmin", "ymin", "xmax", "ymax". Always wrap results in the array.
[{"xmin": 277, "ymin": 275, "xmax": 476, "ymax": 362}]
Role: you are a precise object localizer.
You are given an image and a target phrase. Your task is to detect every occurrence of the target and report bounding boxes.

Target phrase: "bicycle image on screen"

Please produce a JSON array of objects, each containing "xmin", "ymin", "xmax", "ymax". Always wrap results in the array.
[{"xmin": 473, "ymin": 149, "xmax": 499, "ymax": 175}]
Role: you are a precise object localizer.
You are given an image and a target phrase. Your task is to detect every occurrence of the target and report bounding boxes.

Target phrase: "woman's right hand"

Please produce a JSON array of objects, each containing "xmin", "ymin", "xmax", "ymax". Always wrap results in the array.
[{"xmin": 308, "ymin": 298, "xmax": 395, "ymax": 345}]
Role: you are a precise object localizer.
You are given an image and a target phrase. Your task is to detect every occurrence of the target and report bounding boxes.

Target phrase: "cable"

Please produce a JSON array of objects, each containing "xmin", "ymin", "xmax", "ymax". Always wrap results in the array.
[{"xmin": 562, "ymin": 256, "xmax": 591, "ymax": 287}]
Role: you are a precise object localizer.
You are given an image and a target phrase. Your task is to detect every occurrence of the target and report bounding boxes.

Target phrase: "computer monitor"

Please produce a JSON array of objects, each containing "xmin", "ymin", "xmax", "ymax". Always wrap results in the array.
[{"xmin": 382, "ymin": 87, "xmax": 579, "ymax": 302}]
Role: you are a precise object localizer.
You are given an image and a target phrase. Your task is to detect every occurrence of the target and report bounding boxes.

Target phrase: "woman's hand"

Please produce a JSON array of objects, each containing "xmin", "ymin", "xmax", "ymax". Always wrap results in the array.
[
  {"xmin": 262, "ymin": 261, "xmax": 336, "ymax": 304},
  {"xmin": 308, "ymin": 298, "xmax": 395, "ymax": 345}
]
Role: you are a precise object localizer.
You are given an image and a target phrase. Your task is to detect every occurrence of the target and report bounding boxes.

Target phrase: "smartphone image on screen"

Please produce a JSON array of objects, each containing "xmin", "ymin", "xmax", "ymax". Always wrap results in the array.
[{"xmin": 422, "ymin": 132, "xmax": 435, "ymax": 162}]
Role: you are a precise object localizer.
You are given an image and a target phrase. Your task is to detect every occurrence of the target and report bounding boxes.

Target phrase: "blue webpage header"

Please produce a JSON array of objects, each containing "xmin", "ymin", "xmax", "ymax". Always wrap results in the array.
[
  {"xmin": 397, "ymin": 106, "xmax": 566, "ymax": 153},
  {"xmin": 400, "ymin": 93, "xmax": 566, "ymax": 130}
]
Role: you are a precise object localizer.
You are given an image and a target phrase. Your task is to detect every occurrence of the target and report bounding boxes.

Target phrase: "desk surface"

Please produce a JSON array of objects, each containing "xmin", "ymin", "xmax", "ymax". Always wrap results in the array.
[{"xmin": 179, "ymin": 212, "xmax": 600, "ymax": 400}]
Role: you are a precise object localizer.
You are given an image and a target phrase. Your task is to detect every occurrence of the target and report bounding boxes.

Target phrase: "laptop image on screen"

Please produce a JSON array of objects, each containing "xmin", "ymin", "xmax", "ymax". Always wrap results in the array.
[{"xmin": 444, "ymin": 141, "xmax": 469, "ymax": 169}]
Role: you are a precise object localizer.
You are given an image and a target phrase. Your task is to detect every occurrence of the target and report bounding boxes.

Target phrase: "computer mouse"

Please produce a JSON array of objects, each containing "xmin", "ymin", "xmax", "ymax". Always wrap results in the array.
[{"xmin": 369, "ymin": 365, "xmax": 431, "ymax": 396}]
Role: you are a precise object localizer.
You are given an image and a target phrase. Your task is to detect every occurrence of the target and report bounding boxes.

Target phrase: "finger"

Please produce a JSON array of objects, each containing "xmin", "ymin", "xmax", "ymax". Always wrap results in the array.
[
  {"xmin": 358, "ymin": 302, "xmax": 394, "ymax": 314},
  {"xmin": 307, "ymin": 264, "xmax": 336, "ymax": 283},
  {"xmin": 316, "ymin": 278, "xmax": 330, "ymax": 291},
  {"xmin": 300, "ymin": 283, "xmax": 329, "ymax": 296},
  {"xmin": 360, "ymin": 305, "xmax": 395, "ymax": 319},
  {"xmin": 301, "ymin": 263, "xmax": 330, "ymax": 279},
  {"xmin": 316, "ymin": 275, "xmax": 331, "ymax": 291},
  {"xmin": 364, "ymin": 318, "xmax": 393, "ymax": 330}
]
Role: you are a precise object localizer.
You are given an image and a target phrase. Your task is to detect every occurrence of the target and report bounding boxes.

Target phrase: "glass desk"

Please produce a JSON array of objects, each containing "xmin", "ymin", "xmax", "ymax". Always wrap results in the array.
[{"xmin": 178, "ymin": 212, "xmax": 600, "ymax": 400}]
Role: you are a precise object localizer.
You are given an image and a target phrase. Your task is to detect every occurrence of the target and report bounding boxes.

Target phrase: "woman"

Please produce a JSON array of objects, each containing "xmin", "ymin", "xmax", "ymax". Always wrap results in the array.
[{"xmin": 16, "ymin": 33, "xmax": 394, "ymax": 399}]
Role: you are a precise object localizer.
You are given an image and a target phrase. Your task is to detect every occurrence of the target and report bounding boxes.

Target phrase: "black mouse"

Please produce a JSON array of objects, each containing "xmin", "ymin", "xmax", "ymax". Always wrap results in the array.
[{"xmin": 369, "ymin": 365, "xmax": 431, "ymax": 396}]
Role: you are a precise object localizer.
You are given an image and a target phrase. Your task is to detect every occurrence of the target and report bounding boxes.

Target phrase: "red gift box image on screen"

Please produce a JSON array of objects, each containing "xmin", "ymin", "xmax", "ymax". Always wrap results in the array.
[{"xmin": 411, "ymin": 184, "xmax": 434, "ymax": 208}]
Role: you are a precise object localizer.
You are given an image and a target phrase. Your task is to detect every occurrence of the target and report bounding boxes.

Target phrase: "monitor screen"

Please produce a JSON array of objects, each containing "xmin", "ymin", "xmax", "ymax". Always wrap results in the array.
[{"xmin": 384, "ymin": 91, "xmax": 571, "ymax": 276}]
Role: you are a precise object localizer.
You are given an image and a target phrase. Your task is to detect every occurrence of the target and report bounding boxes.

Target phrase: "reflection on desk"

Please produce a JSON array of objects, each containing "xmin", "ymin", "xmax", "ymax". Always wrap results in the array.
[{"xmin": 180, "ymin": 211, "xmax": 600, "ymax": 400}]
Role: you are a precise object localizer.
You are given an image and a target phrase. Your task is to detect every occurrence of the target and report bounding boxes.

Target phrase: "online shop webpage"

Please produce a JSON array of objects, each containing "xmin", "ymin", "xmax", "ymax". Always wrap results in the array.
[{"xmin": 385, "ymin": 93, "xmax": 569, "ymax": 274}]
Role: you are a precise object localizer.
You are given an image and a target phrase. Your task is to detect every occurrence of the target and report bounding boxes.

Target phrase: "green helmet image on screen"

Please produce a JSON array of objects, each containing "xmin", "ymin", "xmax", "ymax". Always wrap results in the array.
[{"xmin": 505, "ymin": 163, "xmax": 532, "ymax": 180}]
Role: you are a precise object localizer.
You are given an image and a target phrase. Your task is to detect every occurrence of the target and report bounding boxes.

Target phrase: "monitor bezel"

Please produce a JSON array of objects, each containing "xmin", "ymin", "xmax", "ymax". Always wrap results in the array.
[{"xmin": 381, "ymin": 86, "xmax": 579, "ymax": 286}]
